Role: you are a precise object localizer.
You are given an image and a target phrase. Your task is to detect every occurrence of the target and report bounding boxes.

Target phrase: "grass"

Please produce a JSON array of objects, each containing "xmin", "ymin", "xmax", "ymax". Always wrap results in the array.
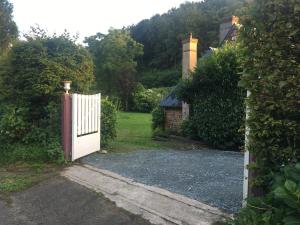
[
  {"xmin": 0, "ymin": 162, "xmax": 63, "ymax": 204},
  {"xmin": 0, "ymin": 142, "xmax": 66, "ymax": 201},
  {"xmin": 109, "ymin": 111, "xmax": 206, "ymax": 152},
  {"xmin": 110, "ymin": 112, "xmax": 163, "ymax": 151}
]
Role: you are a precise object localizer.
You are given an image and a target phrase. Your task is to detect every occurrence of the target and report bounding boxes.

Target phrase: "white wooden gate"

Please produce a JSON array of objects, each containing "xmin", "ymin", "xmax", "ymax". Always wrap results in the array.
[{"xmin": 71, "ymin": 93, "xmax": 101, "ymax": 161}]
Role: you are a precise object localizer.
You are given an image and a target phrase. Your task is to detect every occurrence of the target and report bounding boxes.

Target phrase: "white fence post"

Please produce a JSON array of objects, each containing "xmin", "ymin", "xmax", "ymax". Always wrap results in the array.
[{"xmin": 243, "ymin": 90, "xmax": 251, "ymax": 206}]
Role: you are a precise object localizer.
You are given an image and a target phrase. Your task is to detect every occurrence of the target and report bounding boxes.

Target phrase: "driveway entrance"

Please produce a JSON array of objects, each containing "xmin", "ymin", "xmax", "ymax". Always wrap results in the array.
[{"xmin": 82, "ymin": 149, "xmax": 244, "ymax": 213}]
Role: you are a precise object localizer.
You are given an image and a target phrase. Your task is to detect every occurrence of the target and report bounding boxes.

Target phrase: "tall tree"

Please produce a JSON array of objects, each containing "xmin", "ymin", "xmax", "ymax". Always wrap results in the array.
[
  {"xmin": 85, "ymin": 29, "xmax": 143, "ymax": 110},
  {"xmin": 0, "ymin": 29, "xmax": 95, "ymax": 138},
  {"xmin": 130, "ymin": 0, "xmax": 246, "ymax": 73},
  {"xmin": 0, "ymin": 0, "xmax": 18, "ymax": 55}
]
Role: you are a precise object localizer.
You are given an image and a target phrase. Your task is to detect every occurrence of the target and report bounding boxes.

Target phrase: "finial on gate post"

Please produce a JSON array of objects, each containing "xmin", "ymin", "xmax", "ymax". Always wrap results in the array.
[{"xmin": 63, "ymin": 80, "xmax": 72, "ymax": 94}]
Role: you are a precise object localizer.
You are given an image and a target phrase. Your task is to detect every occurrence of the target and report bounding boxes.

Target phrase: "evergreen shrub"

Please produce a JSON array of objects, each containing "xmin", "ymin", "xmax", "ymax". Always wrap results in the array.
[
  {"xmin": 239, "ymin": 0, "xmax": 300, "ymax": 191},
  {"xmin": 101, "ymin": 98, "xmax": 117, "ymax": 147},
  {"xmin": 178, "ymin": 44, "xmax": 245, "ymax": 149}
]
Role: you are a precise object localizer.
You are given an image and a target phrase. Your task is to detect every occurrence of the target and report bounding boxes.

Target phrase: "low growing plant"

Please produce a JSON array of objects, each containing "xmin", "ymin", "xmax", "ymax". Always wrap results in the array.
[{"xmin": 229, "ymin": 163, "xmax": 300, "ymax": 225}]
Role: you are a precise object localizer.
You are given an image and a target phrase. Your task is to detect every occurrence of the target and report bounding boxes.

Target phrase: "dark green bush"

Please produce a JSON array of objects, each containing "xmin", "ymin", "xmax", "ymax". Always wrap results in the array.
[
  {"xmin": 228, "ymin": 163, "xmax": 300, "ymax": 225},
  {"xmin": 132, "ymin": 83, "xmax": 171, "ymax": 113},
  {"xmin": 0, "ymin": 139, "xmax": 64, "ymax": 166},
  {"xmin": 238, "ymin": 0, "xmax": 300, "ymax": 192},
  {"xmin": 0, "ymin": 30, "xmax": 94, "ymax": 147},
  {"xmin": 178, "ymin": 44, "xmax": 245, "ymax": 149},
  {"xmin": 0, "ymin": 105, "xmax": 29, "ymax": 142},
  {"xmin": 101, "ymin": 98, "xmax": 117, "ymax": 148},
  {"xmin": 138, "ymin": 68, "xmax": 180, "ymax": 88},
  {"xmin": 151, "ymin": 106, "xmax": 165, "ymax": 130},
  {"xmin": 181, "ymin": 119, "xmax": 198, "ymax": 139}
]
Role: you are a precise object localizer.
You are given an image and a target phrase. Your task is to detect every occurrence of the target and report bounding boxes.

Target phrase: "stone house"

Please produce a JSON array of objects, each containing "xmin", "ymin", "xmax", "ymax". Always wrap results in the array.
[{"xmin": 160, "ymin": 16, "xmax": 239, "ymax": 131}]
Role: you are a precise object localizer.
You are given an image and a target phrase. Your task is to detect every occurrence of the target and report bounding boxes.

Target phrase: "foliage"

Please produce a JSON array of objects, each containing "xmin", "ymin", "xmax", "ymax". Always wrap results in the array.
[
  {"xmin": 0, "ymin": 139, "xmax": 64, "ymax": 166},
  {"xmin": 0, "ymin": 0, "xmax": 18, "ymax": 55},
  {"xmin": 131, "ymin": 0, "xmax": 246, "ymax": 71},
  {"xmin": 0, "ymin": 105, "xmax": 29, "ymax": 142},
  {"xmin": 132, "ymin": 83, "xmax": 171, "ymax": 113},
  {"xmin": 84, "ymin": 29, "xmax": 143, "ymax": 110},
  {"xmin": 181, "ymin": 119, "xmax": 198, "ymax": 139},
  {"xmin": 228, "ymin": 163, "xmax": 300, "ymax": 225},
  {"xmin": 101, "ymin": 98, "xmax": 117, "ymax": 148},
  {"xmin": 151, "ymin": 107, "xmax": 165, "ymax": 130},
  {"xmin": 178, "ymin": 44, "xmax": 245, "ymax": 149},
  {"xmin": 0, "ymin": 29, "xmax": 95, "ymax": 144},
  {"xmin": 238, "ymin": 0, "xmax": 300, "ymax": 192},
  {"xmin": 138, "ymin": 68, "xmax": 181, "ymax": 88}
]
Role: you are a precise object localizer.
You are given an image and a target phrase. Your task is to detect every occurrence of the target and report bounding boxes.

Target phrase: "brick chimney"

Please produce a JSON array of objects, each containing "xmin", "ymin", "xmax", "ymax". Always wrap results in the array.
[
  {"xmin": 219, "ymin": 16, "xmax": 239, "ymax": 43},
  {"xmin": 182, "ymin": 33, "xmax": 198, "ymax": 120}
]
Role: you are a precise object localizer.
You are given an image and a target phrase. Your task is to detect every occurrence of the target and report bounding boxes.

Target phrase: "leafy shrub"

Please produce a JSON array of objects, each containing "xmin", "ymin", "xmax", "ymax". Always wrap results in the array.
[
  {"xmin": 101, "ymin": 98, "xmax": 117, "ymax": 148},
  {"xmin": 0, "ymin": 30, "xmax": 94, "ymax": 143},
  {"xmin": 132, "ymin": 83, "xmax": 171, "ymax": 113},
  {"xmin": 238, "ymin": 0, "xmax": 300, "ymax": 192},
  {"xmin": 177, "ymin": 44, "xmax": 245, "ymax": 149},
  {"xmin": 228, "ymin": 163, "xmax": 300, "ymax": 225},
  {"xmin": 151, "ymin": 106, "xmax": 165, "ymax": 130},
  {"xmin": 0, "ymin": 139, "xmax": 64, "ymax": 166},
  {"xmin": 0, "ymin": 105, "xmax": 29, "ymax": 143},
  {"xmin": 138, "ymin": 68, "xmax": 181, "ymax": 88},
  {"xmin": 181, "ymin": 119, "xmax": 198, "ymax": 139}
]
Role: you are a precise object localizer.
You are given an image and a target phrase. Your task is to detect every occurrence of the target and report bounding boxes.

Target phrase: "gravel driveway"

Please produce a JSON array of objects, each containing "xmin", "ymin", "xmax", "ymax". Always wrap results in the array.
[{"xmin": 82, "ymin": 149, "xmax": 244, "ymax": 213}]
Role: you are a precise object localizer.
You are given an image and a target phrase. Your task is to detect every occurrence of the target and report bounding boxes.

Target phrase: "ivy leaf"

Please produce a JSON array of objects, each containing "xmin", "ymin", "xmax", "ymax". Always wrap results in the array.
[
  {"xmin": 284, "ymin": 180, "xmax": 297, "ymax": 193},
  {"xmin": 274, "ymin": 186, "xmax": 288, "ymax": 198}
]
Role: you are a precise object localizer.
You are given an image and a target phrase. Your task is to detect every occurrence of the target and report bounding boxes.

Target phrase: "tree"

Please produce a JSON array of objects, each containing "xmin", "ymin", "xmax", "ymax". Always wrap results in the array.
[
  {"xmin": 0, "ymin": 0, "xmax": 18, "ymax": 55},
  {"xmin": 0, "ymin": 29, "xmax": 95, "ymax": 141},
  {"xmin": 85, "ymin": 29, "xmax": 143, "ymax": 110},
  {"xmin": 131, "ymin": 0, "xmax": 246, "ymax": 70}
]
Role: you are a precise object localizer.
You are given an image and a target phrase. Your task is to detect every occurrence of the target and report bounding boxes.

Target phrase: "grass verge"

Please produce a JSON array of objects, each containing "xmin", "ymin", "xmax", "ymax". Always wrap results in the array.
[{"xmin": 0, "ymin": 162, "xmax": 63, "ymax": 204}]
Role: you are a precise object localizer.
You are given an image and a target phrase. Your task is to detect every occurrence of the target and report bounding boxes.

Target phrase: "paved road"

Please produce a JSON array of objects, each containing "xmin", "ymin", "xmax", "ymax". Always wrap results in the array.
[
  {"xmin": 82, "ymin": 149, "xmax": 244, "ymax": 213},
  {"xmin": 0, "ymin": 177, "xmax": 152, "ymax": 225}
]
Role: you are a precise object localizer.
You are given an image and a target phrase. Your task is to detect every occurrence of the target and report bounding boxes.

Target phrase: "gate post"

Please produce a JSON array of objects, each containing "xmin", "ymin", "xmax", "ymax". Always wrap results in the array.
[{"xmin": 61, "ymin": 81, "xmax": 72, "ymax": 160}]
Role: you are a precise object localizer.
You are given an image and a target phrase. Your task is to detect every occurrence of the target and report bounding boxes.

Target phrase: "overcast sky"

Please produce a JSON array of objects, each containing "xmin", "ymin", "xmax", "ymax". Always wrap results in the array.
[{"xmin": 10, "ymin": 0, "xmax": 198, "ymax": 42}]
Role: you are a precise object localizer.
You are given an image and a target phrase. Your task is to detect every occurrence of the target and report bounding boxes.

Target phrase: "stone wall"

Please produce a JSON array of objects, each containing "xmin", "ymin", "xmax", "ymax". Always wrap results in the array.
[{"xmin": 164, "ymin": 108, "xmax": 182, "ymax": 131}]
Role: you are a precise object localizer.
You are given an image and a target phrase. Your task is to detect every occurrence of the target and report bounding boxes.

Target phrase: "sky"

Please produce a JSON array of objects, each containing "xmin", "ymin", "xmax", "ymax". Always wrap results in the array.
[{"xmin": 10, "ymin": 0, "xmax": 197, "ymax": 42}]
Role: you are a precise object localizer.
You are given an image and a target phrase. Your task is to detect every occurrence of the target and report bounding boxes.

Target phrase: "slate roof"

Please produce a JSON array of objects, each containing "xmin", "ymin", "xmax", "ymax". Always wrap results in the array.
[
  {"xmin": 160, "ymin": 88, "xmax": 181, "ymax": 108},
  {"xmin": 220, "ymin": 24, "xmax": 239, "ymax": 45}
]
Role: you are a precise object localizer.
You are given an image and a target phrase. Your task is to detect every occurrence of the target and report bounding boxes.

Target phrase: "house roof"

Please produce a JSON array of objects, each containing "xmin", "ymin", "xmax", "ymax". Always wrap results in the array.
[
  {"xmin": 160, "ymin": 88, "xmax": 181, "ymax": 108},
  {"xmin": 220, "ymin": 24, "xmax": 239, "ymax": 45}
]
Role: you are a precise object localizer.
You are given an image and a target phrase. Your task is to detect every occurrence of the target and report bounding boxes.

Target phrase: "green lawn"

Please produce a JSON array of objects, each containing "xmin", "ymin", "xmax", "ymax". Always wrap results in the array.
[
  {"xmin": 110, "ymin": 112, "xmax": 164, "ymax": 151},
  {"xmin": 109, "ymin": 111, "xmax": 205, "ymax": 152}
]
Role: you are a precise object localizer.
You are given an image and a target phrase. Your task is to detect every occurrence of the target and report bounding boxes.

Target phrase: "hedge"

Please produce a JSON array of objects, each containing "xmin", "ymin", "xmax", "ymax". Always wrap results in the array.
[
  {"xmin": 178, "ymin": 44, "xmax": 245, "ymax": 149},
  {"xmin": 239, "ymin": 0, "xmax": 300, "ymax": 193},
  {"xmin": 101, "ymin": 98, "xmax": 117, "ymax": 147}
]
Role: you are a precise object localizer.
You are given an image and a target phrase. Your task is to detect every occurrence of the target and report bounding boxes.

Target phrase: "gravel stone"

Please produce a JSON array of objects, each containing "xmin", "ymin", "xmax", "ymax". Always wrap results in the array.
[{"xmin": 82, "ymin": 149, "xmax": 244, "ymax": 213}]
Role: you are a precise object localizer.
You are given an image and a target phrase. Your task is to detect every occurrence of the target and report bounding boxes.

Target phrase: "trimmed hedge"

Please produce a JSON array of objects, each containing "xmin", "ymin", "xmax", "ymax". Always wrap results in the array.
[
  {"xmin": 101, "ymin": 98, "xmax": 117, "ymax": 147},
  {"xmin": 178, "ymin": 44, "xmax": 245, "ymax": 149},
  {"xmin": 239, "ymin": 0, "xmax": 300, "ymax": 192},
  {"xmin": 229, "ymin": 0, "xmax": 300, "ymax": 224}
]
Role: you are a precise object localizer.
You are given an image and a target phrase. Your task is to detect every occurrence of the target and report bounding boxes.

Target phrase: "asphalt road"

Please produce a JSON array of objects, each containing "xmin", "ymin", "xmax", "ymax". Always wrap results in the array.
[
  {"xmin": 0, "ymin": 177, "xmax": 152, "ymax": 225},
  {"xmin": 83, "ymin": 149, "xmax": 244, "ymax": 213}
]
